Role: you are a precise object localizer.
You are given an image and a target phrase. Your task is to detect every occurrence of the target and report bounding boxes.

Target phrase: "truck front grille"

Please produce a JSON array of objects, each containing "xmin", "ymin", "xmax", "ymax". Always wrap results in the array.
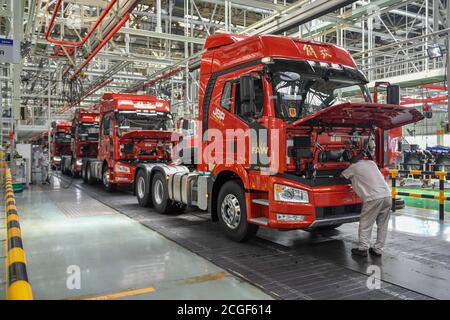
[{"xmin": 315, "ymin": 204, "xmax": 362, "ymax": 219}]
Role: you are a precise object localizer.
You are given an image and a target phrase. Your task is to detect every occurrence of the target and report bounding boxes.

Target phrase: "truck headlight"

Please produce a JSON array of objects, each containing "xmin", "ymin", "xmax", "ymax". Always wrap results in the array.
[
  {"xmin": 274, "ymin": 184, "xmax": 309, "ymax": 203},
  {"xmin": 53, "ymin": 156, "xmax": 61, "ymax": 162},
  {"xmin": 76, "ymin": 159, "xmax": 82, "ymax": 166},
  {"xmin": 114, "ymin": 164, "xmax": 131, "ymax": 173}
]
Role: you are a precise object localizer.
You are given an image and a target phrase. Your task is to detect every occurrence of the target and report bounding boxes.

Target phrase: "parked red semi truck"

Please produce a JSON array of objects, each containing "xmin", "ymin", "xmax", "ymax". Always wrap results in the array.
[
  {"xmin": 82, "ymin": 93, "xmax": 175, "ymax": 191},
  {"xmin": 132, "ymin": 34, "xmax": 424, "ymax": 242},
  {"xmin": 61, "ymin": 109, "xmax": 100, "ymax": 177},
  {"xmin": 50, "ymin": 120, "xmax": 72, "ymax": 169}
]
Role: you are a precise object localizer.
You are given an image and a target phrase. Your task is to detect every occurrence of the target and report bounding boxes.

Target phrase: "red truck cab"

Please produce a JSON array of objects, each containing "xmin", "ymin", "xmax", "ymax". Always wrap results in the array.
[
  {"xmin": 61, "ymin": 109, "xmax": 100, "ymax": 176},
  {"xmin": 83, "ymin": 93, "xmax": 174, "ymax": 191},
  {"xmin": 50, "ymin": 120, "xmax": 72, "ymax": 169}
]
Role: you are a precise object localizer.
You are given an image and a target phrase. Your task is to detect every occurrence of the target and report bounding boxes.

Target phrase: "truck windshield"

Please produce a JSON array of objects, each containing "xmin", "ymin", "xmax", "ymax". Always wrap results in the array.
[
  {"xmin": 55, "ymin": 132, "xmax": 71, "ymax": 144},
  {"xmin": 116, "ymin": 111, "xmax": 174, "ymax": 136},
  {"xmin": 270, "ymin": 60, "xmax": 371, "ymax": 123},
  {"xmin": 78, "ymin": 123, "xmax": 99, "ymax": 141}
]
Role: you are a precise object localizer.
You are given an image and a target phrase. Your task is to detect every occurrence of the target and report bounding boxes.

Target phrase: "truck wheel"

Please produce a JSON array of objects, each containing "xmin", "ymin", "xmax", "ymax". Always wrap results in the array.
[
  {"xmin": 136, "ymin": 170, "xmax": 152, "ymax": 207},
  {"xmin": 151, "ymin": 171, "xmax": 176, "ymax": 214},
  {"xmin": 103, "ymin": 166, "xmax": 117, "ymax": 192},
  {"xmin": 71, "ymin": 162, "xmax": 79, "ymax": 178},
  {"xmin": 86, "ymin": 163, "xmax": 95, "ymax": 185},
  {"xmin": 217, "ymin": 180, "xmax": 258, "ymax": 242},
  {"xmin": 82, "ymin": 165, "xmax": 88, "ymax": 183}
]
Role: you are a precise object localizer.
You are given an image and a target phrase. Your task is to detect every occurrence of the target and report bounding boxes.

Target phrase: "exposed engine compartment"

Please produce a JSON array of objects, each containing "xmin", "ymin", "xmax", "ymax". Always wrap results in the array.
[{"xmin": 286, "ymin": 126, "xmax": 376, "ymax": 179}]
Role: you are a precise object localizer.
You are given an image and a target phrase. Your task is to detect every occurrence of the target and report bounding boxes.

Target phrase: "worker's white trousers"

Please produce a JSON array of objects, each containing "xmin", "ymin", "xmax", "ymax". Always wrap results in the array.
[
  {"xmin": 41, "ymin": 165, "xmax": 49, "ymax": 183},
  {"xmin": 358, "ymin": 196, "xmax": 392, "ymax": 252}
]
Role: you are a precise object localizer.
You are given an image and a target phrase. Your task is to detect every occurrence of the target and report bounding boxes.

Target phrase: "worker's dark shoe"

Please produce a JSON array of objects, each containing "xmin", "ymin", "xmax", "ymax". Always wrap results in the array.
[
  {"xmin": 369, "ymin": 248, "xmax": 382, "ymax": 257},
  {"xmin": 351, "ymin": 248, "xmax": 368, "ymax": 257}
]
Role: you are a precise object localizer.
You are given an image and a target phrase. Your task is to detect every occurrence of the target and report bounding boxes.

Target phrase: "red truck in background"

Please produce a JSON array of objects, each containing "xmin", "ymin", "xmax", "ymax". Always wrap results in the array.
[
  {"xmin": 133, "ymin": 34, "xmax": 424, "ymax": 242},
  {"xmin": 61, "ymin": 109, "xmax": 100, "ymax": 177},
  {"xmin": 82, "ymin": 93, "xmax": 175, "ymax": 192},
  {"xmin": 50, "ymin": 120, "xmax": 72, "ymax": 169}
]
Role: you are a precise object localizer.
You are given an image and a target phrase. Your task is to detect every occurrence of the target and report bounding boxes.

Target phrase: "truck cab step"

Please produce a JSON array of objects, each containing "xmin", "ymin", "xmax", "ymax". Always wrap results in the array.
[
  {"xmin": 249, "ymin": 217, "xmax": 268, "ymax": 226},
  {"xmin": 252, "ymin": 199, "xmax": 269, "ymax": 206}
]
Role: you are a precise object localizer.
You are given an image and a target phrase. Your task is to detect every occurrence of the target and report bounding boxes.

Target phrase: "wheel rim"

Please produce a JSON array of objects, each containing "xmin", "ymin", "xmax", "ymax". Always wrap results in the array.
[
  {"xmin": 154, "ymin": 179, "xmax": 164, "ymax": 205},
  {"xmin": 220, "ymin": 194, "xmax": 241, "ymax": 230},
  {"xmin": 137, "ymin": 176, "xmax": 145, "ymax": 199}
]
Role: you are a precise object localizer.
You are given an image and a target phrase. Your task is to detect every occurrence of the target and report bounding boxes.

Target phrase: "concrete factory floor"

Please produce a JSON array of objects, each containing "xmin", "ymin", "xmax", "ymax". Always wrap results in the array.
[
  {"xmin": 2, "ymin": 173, "xmax": 450, "ymax": 300},
  {"xmin": 0, "ymin": 179, "xmax": 272, "ymax": 300}
]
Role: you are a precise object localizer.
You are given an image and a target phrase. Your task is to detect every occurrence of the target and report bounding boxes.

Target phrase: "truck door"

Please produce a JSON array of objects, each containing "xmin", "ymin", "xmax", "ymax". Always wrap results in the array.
[
  {"xmin": 206, "ymin": 74, "xmax": 266, "ymax": 169},
  {"xmin": 100, "ymin": 114, "xmax": 114, "ymax": 161}
]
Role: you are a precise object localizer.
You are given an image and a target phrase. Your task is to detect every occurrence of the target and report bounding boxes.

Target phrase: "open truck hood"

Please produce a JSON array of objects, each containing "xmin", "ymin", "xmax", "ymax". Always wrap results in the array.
[
  {"xmin": 289, "ymin": 102, "xmax": 424, "ymax": 130},
  {"xmin": 121, "ymin": 130, "xmax": 172, "ymax": 140}
]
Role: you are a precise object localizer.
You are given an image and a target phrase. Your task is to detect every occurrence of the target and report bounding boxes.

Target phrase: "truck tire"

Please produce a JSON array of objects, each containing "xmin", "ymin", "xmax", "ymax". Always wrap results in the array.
[
  {"xmin": 102, "ymin": 166, "xmax": 117, "ymax": 192},
  {"xmin": 71, "ymin": 160, "xmax": 79, "ymax": 178},
  {"xmin": 136, "ymin": 170, "xmax": 152, "ymax": 207},
  {"xmin": 82, "ymin": 165, "xmax": 88, "ymax": 183},
  {"xmin": 86, "ymin": 163, "xmax": 96, "ymax": 185},
  {"xmin": 217, "ymin": 180, "xmax": 258, "ymax": 242},
  {"xmin": 151, "ymin": 171, "xmax": 185, "ymax": 214}
]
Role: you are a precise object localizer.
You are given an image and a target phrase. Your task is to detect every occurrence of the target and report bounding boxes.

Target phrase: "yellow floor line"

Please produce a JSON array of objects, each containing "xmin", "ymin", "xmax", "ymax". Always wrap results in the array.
[
  {"xmin": 67, "ymin": 286, "xmax": 156, "ymax": 300},
  {"xmin": 67, "ymin": 271, "xmax": 226, "ymax": 300},
  {"xmin": 85, "ymin": 287, "xmax": 156, "ymax": 300}
]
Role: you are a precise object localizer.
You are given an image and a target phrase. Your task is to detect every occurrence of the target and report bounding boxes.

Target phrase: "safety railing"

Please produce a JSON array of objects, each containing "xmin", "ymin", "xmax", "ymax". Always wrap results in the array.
[
  {"xmin": 2, "ymin": 164, "xmax": 33, "ymax": 300},
  {"xmin": 389, "ymin": 169, "xmax": 450, "ymax": 221}
]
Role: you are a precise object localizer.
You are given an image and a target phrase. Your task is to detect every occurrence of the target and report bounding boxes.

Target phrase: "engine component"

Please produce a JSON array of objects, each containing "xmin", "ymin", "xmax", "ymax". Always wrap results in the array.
[
  {"xmin": 318, "ymin": 149, "xmax": 352, "ymax": 163},
  {"xmin": 288, "ymin": 136, "xmax": 311, "ymax": 173}
]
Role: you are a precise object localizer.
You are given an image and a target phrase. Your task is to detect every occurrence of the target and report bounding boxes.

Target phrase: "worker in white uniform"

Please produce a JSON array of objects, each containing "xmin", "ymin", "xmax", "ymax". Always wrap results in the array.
[
  {"xmin": 342, "ymin": 156, "xmax": 392, "ymax": 257},
  {"xmin": 40, "ymin": 146, "xmax": 50, "ymax": 185},
  {"xmin": 32, "ymin": 146, "xmax": 41, "ymax": 184}
]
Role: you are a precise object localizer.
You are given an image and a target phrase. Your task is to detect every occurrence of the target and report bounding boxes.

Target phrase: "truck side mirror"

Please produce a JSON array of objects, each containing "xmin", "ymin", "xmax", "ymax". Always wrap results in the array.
[
  {"xmin": 239, "ymin": 75, "xmax": 256, "ymax": 117},
  {"xmin": 386, "ymin": 85, "xmax": 400, "ymax": 104}
]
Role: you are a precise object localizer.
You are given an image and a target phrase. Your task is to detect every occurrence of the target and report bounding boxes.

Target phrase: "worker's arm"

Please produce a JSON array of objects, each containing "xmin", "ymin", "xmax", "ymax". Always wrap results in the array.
[{"xmin": 341, "ymin": 166, "xmax": 353, "ymax": 179}]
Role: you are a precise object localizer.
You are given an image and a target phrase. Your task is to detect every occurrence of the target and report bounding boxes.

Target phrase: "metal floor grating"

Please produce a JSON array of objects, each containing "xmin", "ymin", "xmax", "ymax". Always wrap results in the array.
[{"xmin": 58, "ymin": 176, "xmax": 450, "ymax": 300}]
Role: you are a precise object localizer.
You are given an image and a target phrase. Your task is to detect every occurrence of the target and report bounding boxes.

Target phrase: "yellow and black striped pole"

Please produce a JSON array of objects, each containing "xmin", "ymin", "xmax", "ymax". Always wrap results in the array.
[
  {"xmin": 389, "ymin": 169, "xmax": 449, "ymax": 221},
  {"xmin": 3, "ymin": 166, "xmax": 33, "ymax": 300},
  {"xmin": 390, "ymin": 169, "xmax": 398, "ymax": 212}
]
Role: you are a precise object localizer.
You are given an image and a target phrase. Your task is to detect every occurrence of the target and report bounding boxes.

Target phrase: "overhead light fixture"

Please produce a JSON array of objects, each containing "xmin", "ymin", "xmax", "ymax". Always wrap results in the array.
[{"xmin": 427, "ymin": 45, "xmax": 444, "ymax": 59}]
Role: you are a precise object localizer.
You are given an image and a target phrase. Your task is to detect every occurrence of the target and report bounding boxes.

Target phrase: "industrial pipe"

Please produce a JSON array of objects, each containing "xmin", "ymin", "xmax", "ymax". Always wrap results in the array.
[
  {"xmin": 401, "ymin": 95, "xmax": 448, "ymax": 105},
  {"xmin": 56, "ymin": 79, "xmax": 113, "ymax": 115},
  {"xmin": 68, "ymin": 13, "xmax": 131, "ymax": 80},
  {"xmin": 419, "ymin": 84, "xmax": 448, "ymax": 91},
  {"xmin": 45, "ymin": 0, "xmax": 119, "ymax": 47}
]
